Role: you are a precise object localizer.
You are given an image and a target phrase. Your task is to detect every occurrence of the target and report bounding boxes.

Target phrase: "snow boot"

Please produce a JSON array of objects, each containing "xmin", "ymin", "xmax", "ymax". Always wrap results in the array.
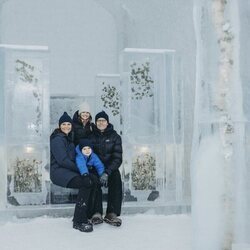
[
  {"xmin": 104, "ymin": 213, "xmax": 122, "ymax": 227},
  {"xmin": 91, "ymin": 213, "xmax": 103, "ymax": 225},
  {"xmin": 73, "ymin": 222, "xmax": 93, "ymax": 232}
]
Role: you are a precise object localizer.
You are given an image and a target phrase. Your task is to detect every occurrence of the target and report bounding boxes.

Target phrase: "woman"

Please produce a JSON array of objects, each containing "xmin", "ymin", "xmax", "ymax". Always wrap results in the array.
[
  {"xmin": 72, "ymin": 102, "xmax": 94, "ymax": 146},
  {"xmin": 50, "ymin": 112, "xmax": 94, "ymax": 232}
]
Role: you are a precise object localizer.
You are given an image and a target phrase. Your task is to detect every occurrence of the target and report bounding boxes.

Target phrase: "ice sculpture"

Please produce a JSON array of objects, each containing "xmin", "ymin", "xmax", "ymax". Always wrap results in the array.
[
  {"xmin": 0, "ymin": 45, "xmax": 50, "ymax": 207},
  {"xmin": 95, "ymin": 74, "xmax": 121, "ymax": 135},
  {"xmin": 192, "ymin": 0, "xmax": 250, "ymax": 249},
  {"xmin": 120, "ymin": 48, "xmax": 185, "ymax": 203}
]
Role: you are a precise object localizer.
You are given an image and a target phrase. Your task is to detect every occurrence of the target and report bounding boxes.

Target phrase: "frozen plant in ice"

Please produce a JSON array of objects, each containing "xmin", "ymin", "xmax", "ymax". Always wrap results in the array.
[
  {"xmin": 13, "ymin": 157, "xmax": 42, "ymax": 193},
  {"xmin": 130, "ymin": 61, "xmax": 154, "ymax": 100},
  {"xmin": 15, "ymin": 59, "xmax": 42, "ymax": 135},
  {"xmin": 101, "ymin": 82, "xmax": 120, "ymax": 116},
  {"xmin": 15, "ymin": 59, "xmax": 38, "ymax": 83},
  {"xmin": 131, "ymin": 153, "xmax": 156, "ymax": 190}
]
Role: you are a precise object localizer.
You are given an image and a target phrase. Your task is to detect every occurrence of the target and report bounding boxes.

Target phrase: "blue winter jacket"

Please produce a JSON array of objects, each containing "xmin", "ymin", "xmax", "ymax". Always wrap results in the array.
[{"xmin": 75, "ymin": 145, "xmax": 104, "ymax": 176}]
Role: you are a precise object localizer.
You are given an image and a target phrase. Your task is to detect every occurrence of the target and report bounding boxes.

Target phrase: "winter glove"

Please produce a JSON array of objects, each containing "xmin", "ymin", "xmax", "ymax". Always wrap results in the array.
[
  {"xmin": 81, "ymin": 174, "xmax": 93, "ymax": 188},
  {"xmin": 100, "ymin": 173, "xmax": 108, "ymax": 187}
]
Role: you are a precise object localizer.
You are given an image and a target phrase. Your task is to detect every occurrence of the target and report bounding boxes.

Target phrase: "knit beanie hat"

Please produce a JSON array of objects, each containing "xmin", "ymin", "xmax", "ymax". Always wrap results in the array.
[
  {"xmin": 59, "ymin": 112, "xmax": 72, "ymax": 126},
  {"xmin": 78, "ymin": 102, "xmax": 91, "ymax": 114},
  {"xmin": 95, "ymin": 110, "xmax": 109, "ymax": 123},
  {"xmin": 79, "ymin": 139, "xmax": 93, "ymax": 151}
]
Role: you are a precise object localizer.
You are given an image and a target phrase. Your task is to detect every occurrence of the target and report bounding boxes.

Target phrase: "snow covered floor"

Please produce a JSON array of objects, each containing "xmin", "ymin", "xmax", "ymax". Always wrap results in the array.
[{"xmin": 0, "ymin": 214, "xmax": 191, "ymax": 250}]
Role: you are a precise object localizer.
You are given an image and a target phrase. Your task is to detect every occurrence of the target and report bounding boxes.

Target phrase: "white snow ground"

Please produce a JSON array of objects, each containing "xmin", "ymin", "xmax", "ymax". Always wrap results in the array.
[{"xmin": 0, "ymin": 214, "xmax": 191, "ymax": 250}]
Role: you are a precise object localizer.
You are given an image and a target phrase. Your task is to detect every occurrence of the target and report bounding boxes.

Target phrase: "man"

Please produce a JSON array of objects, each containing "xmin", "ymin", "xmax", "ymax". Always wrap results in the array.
[{"xmin": 88, "ymin": 110, "xmax": 123, "ymax": 227}]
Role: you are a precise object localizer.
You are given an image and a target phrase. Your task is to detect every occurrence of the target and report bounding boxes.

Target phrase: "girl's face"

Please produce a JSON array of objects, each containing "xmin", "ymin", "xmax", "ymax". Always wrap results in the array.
[
  {"xmin": 80, "ymin": 112, "xmax": 90, "ymax": 121},
  {"xmin": 60, "ymin": 122, "xmax": 72, "ymax": 135},
  {"xmin": 82, "ymin": 146, "xmax": 92, "ymax": 156}
]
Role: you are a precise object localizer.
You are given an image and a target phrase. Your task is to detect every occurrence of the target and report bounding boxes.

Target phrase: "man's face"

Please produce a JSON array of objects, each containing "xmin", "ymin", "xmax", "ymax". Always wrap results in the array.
[{"xmin": 96, "ymin": 118, "xmax": 108, "ymax": 131}]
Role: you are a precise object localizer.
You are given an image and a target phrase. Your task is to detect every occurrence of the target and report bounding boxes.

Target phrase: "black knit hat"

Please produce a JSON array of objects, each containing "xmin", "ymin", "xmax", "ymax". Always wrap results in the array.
[
  {"xmin": 95, "ymin": 110, "xmax": 109, "ymax": 123},
  {"xmin": 79, "ymin": 139, "xmax": 93, "ymax": 151},
  {"xmin": 59, "ymin": 112, "xmax": 72, "ymax": 126}
]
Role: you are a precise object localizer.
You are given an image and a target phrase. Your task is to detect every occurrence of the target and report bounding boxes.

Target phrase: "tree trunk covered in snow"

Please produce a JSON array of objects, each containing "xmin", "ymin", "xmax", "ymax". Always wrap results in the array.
[{"xmin": 192, "ymin": 0, "xmax": 248, "ymax": 249}]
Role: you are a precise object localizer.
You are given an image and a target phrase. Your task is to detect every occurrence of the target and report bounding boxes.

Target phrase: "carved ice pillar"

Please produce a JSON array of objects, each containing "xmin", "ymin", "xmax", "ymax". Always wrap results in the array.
[
  {"xmin": 120, "ymin": 48, "xmax": 184, "ymax": 204},
  {"xmin": 192, "ymin": 0, "xmax": 250, "ymax": 249},
  {"xmin": 0, "ymin": 45, "xmax": 50, "ymax": 207}
]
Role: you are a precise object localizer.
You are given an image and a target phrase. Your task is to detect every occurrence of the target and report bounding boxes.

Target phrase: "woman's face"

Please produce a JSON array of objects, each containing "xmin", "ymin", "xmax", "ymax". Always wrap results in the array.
[
  {"xmin": 80, "ymin": 112, "xmax": 90, "ymax": 121},
  {"xmin": 60, "ymin": 122, "xmax": 72, "ymax": 135}
]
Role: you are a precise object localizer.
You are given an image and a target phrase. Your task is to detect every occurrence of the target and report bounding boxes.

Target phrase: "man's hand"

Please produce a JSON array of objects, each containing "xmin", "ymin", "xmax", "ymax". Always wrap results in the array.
[{"xmin": 100, "ymin": 173, "xmax": 108, "ymax": 187}]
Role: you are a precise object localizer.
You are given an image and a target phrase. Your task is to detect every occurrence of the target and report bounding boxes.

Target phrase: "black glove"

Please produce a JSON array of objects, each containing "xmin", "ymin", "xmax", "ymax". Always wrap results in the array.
[
  {"xmin": 100, "ymin": 173, "xmax": 108, "ymax": 187},
  {"xmin": 81, "ymin": 174, "xmax": 93, "ymax": 188}
]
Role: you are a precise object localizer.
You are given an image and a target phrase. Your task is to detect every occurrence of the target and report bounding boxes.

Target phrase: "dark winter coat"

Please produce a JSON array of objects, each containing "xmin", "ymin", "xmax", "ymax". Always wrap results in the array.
[
  {"xmin": 75, "ymin": 145, "xmax": 104, "ymax": 176},
  {"xmin": 88, "ymin": 124, "xmax": 122, "ymax": 175},
  {"xmin": 72, "ymin": 111, "xmax": 94, "ymax": 146},
  {"xmin": 50, "ymin": 129, "xmax": 79, "ymax": 187}
]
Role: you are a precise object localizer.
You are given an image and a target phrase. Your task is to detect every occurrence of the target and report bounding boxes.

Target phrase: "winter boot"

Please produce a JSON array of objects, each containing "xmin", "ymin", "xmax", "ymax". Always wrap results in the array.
[
  {"xmin": 91, "ymin": 213, "xmax": 103, "ymax": 225},
  {"xmin": 104, "ymin": 213, "xmax": 122, "ymax": 227},
  {"xmin": 73, "ymin": 222, "xmax": 93, "ymax": 232}
]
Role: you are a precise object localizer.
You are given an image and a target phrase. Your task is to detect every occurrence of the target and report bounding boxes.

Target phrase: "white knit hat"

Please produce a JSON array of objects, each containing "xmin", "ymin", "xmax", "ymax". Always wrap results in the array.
[{"xmin": 78, "ymin": 102, "xmax": 91, "ymax": 114}]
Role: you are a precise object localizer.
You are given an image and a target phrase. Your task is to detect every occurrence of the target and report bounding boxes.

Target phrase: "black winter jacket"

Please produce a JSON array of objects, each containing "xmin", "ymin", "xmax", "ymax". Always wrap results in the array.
[
  {"xmin": 72, "ymin": 111, "xmax": 94, "ymax": 146},
  {"xmin": 88, "ymin": 124, "xmax": 122, "ymax": 175},
  {"xmin": 50, "ymin": 129, "xmax": 79, "ymax": 187}
]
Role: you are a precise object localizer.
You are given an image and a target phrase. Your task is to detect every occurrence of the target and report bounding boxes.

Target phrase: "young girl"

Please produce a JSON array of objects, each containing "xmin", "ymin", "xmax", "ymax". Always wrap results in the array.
[{"xmin": 72, "ymin": 102, "xmax": 94, "ymax": 146}]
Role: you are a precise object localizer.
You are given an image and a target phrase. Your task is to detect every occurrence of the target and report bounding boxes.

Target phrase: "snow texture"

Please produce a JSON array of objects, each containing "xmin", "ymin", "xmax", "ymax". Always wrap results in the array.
[{"xmin": 0, "ymin": 214, "xmax": 191, "ymax": 250}]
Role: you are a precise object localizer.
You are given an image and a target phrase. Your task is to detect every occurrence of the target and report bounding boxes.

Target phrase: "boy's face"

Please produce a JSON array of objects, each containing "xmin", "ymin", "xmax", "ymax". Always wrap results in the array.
[{"xmin": 82, "ymin": 146, "xmax": 92, "ymax": 156}]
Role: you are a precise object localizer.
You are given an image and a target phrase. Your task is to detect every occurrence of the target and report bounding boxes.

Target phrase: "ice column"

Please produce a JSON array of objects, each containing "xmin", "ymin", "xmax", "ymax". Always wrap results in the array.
[
  {"xmin": 192, "ymin": 0, "xmax": 250, "ymax": 249},
  {"xmin": 0, "ymin": 45, "xmax": 50, "ymax": 207},
  {"xmin": 120, "ymin": 48, "xmax": 185, "ymax": 204}
]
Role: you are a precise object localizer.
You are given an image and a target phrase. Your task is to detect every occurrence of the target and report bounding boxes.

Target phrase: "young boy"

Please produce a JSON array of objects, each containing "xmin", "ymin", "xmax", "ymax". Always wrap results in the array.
[{"xmin": 75, "ymin": 138, "xmax": 104, "ymax": 224}]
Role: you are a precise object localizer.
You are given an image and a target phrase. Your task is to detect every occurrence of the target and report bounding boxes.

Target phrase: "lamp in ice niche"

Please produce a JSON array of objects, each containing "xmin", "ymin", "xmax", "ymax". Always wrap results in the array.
[{"xmin": 25, "ymin": 146, "xmax": 35, "ymax": 154}]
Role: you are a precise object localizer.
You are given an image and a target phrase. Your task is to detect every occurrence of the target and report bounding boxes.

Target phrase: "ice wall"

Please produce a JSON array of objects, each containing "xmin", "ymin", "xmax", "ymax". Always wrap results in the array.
[{"xmin": 192, "ymin": 0, "xmax": 250, "ymax": 249}]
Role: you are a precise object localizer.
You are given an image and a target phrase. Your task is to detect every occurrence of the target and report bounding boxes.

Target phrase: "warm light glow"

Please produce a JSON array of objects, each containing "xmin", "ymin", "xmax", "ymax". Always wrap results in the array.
[
  {"xmin": 25, "ymin": 146, "xmax": 34, "ymax": 153},
  {"xmin": 139, "ymin": 146, "xmax": 149, "ymax": 153}
]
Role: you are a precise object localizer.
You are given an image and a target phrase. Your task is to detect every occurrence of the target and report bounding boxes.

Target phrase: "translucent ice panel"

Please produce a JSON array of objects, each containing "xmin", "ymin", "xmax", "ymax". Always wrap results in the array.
[
  {"xmin": 7, "ymin": 144, "xmax": 49, "ymax": 206},
  {"xmin": 121, "ymin": 48, "xmax": 175, "ymax": 144},
  {"xmin": 2, "ymin": 49, "xmax": 49, "ymax": 144},
  {"xmin": 95, "ymin": 74, "xmax": 121, "ymax": 134}
]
